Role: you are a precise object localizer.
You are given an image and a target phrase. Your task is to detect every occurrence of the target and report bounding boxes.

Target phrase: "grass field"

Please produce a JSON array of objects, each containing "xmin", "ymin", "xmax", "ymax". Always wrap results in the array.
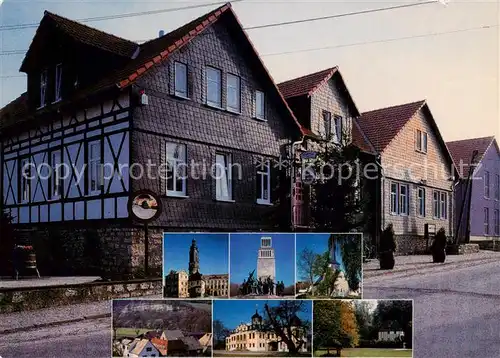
[
  {"xmin": 314, "ymin": 348, "xmax": 413, "ymax": 357},
  {"xmin": 114, "ymin": 327, "xmax": 150, "ymax": 339}
]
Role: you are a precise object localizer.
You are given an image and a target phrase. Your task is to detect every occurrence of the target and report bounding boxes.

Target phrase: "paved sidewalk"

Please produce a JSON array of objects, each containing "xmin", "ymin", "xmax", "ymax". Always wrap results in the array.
[
  {"xmin": 0, "ymin": 294, "xmax": 161, "ymax": 334},
  {"xmin": 363, "ymin": 250, "xmax": 500, "ymax": 279}
]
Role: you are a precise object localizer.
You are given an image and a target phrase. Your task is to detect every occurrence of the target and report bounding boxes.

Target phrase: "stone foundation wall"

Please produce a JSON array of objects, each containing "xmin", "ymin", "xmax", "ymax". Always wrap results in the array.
[
  {"xmin": 12, "ymin": 225, "xmax": 163, "ymax": 278},
  {"xmin": 0, "ymin": 279, "xmax": 162, "ymax": 314},
  {"xmin": 395, "ymin": 234, "xmax": 429, "ymax": 255}
]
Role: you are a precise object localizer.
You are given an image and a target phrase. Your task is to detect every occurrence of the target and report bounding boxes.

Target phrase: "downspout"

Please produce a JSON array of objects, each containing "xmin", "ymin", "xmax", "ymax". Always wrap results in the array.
[
  {"xmin": 376, "ymin": 154, "xmax": 384, "ymax": 254},
  {"xmin": 290, "ymin": 137, "xmax": 305, "ymax": 231}
]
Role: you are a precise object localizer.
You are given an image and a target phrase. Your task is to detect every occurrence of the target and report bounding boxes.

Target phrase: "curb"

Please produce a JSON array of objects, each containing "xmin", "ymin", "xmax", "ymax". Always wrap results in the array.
[
  {"xmin": 0, "ymin": 313, "xmax": 110, "ymax": 335},
  {"xmin": 363, "ymin": 257, "xmax": 499, "ymax": 280}
]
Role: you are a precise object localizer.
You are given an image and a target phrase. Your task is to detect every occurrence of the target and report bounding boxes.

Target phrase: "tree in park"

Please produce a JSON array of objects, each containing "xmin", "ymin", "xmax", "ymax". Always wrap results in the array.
[
  {"xmin": 297, "ymin": 247, "xmax": 317, "ymax": 284},
  {"xmin": 354, "ymin": 300, "xmax": 375, "ymax": 341},
  {"xmin": 262, "ymin": 301, "xmax": 310, "ymax": 354},
  {"xmin": 373, "ymin": 300, "xmax": 413, "ymax": 348},
  {"xmin": 314, "ymin": 300, "xmax": 359, "ymax": 356},
  {"xmin": 328, "ymin": 234, "xmax": 362, "ymax": 292},
  {"xmin": 213, "ymin": 319, "xmax": 231, "ymax": 350}
]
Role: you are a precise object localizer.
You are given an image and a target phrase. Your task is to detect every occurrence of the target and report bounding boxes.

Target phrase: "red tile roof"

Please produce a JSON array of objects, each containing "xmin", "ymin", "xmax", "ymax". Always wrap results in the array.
[
  {"xmin": 446, "ymin": 136, "xmax": 496, "ymax": 175},
  {"xmin": 357, "ymin": 100, "xmax": 426, "ymax": 153},
  {"xmin": 151, "ymin": 338, "xmax": 168, "ymax": 356},
  {"xmin": 351, "ymin": 118, "xmax": 375, "ymax": 154},
  {"xmin": 277, "ymin": 67, "xmax": 338, "ymax": 99}
]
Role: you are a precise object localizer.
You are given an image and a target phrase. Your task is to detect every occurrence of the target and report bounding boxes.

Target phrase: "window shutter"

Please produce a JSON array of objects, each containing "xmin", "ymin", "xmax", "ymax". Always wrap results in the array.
[
  {"xmin": 251, "ymin": 91, "xmax": 256, "ymax": 118},
  {"xmin": 201, "ymin": 66, "xmax": 206, "ymax": 104},
  {"xmin": 160, "ymin": 140, "xmax": 166, "ymax": 195},
  {"xmin": 168, "ymin": 62, "xmax": 175, "ymax": 96},
  {"xmin": 187, "ymin": 64, "xmax": 194, "ymax": 99}
]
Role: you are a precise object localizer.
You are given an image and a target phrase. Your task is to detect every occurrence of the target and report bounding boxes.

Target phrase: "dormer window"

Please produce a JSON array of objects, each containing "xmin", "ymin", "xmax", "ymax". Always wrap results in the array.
[
  {"xmin": 54, "ymin": 64, "xmax": 62, "ymax": 102},
  {"xmin": 39, "ymin": 69, "xmax": 48, "ymax": 108}
]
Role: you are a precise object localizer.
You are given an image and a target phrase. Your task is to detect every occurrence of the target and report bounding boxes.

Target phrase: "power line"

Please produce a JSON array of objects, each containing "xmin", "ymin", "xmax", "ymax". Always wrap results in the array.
[
  {"xmin": 261, "ymin": 24, "xmax": 499, "ymax": 57},
  {"xmin": 0, "ymin": 22, "xmax": 496, "ymax": 60},
  {"xmin": 243, "ymin": 1, "xmax": 439, "ymax": 30},
  {"xmin": 0, "ymin": 0, "xmax": 241, "ymax": 31}
]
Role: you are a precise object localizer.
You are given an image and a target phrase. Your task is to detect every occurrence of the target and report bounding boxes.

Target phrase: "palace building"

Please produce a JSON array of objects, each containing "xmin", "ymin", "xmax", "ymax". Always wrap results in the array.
[{"xmin": 225, "ymin": 310, "xmax": 308, "ymax": 353}]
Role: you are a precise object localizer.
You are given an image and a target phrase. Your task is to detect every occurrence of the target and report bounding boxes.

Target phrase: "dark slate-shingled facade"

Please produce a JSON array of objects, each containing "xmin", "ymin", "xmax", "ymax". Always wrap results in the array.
[{"xmin": 131, "ymin": 10, "xmax": 297, "ymax": 230}]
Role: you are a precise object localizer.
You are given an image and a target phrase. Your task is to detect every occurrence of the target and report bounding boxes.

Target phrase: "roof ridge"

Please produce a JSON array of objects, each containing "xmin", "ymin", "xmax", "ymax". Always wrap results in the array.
[
  {"xmin": 446, "ymin": 135, "xmax": 495, "ymax": 144},
  {"xmin": 278, "ymin": 66, "xmax": 337, "ymax": 86},
  {"xmin": 361, "ymin": 99, "xmax": 426, "ymax": 116},
  {"xmin": 44, "ymin": 10, "xmax": 139, "ymax": 46}
]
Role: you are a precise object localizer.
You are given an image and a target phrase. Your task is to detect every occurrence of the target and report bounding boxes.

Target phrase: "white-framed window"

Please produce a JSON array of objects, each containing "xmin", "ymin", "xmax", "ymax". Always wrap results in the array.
[
  {"xmin": 206, "ymin": 66, "xmax": 222, "ymax": 107},
  {"xmin": 323, "ymin": 110, "xmax": 332, "ymax": 140},
  {"xmin": 390, "ymin": 182, "xmax": 398, "ymax": 214},
  {"xmin": 166, "ymin": 142, "xmax": 187, "ymax": 196},
  {"xmin": 174, "ymin": 61, "xmax": 188, "ymax": 98},
  {"xmin": 256, "ymin": 159, "xmax": 270, "ymax": 205},
  {"xmin": 484, "ymin": 207, "xmax": 489, "ymax": 235},
  {"xmin": 255, "ymin": 90, "xmax": 265, "ymax": 120},
  {"xmin": 433, "ymin": 190, "xmax": 447, "ymax": 219},
  {"xmin": 215, "ymin": 153, "xmax": 232, "ymax": 201},
  {"xmin": 417, "ymin": 187, "xmax": 426, "ymax": 217},
  {"xmin": 226, "ymin": 73, "xmax": 241, "ymax": 113},
  {"xmin": 40, "ymin": 69, "xmax": 48, "ymax": 108},
  {"xmin": 495, "ymin": 174, "xmax": 500, "ymax": 200},
  {"xmin": 416, "ymin": 130, "xmax": 427, "ymax": 153},
  {"xmin": 334, "ymin": 115, "xmax": 343, "ymax": 144},
  {"xmin": 51, "ymin": 150, "xmax": 63, "ymax": 200},
  {"xmin": 494, "ymin": 209, "xmax": 499, "ymax": 235},
  {"xmin": 440, "ymin": 191, "xmax": 447, "ymax": 219},
  {"xmin": 484, "ymin": 171, "xmax": 490, "ymax": 198},
  {"xmin": 399, "ymin": 184, "xmax": 409, "ymax": 215},
  {"xmin": 390, "ymin": 182, "xmax": 409, "ymax": 215},
  {"xmin": 54, "ymin": 63, "xmax": 62, "ymax": 102},
  {"xmin": 20, "ymin": 158, "xmax": 31, "ymax": 203},
  {"xmin": 89, "ymin": 141, "xmax": 101, "ymax": 194}
]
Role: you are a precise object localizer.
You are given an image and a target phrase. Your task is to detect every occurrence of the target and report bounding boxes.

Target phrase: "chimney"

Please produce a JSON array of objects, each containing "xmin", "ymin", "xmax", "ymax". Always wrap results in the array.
[{"xmin": 159, "ymin": 30, "xmax": 165, "ymax": 38}]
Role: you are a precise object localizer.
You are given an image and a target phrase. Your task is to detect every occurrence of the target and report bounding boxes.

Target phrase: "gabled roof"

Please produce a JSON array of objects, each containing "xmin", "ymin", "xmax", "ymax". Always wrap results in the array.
[
  {"xmin": 351, "ymin": 118, "xmax": 376, "ymax": 154},
  {"xmin": 20, "ymin": 11, "xmax": 138, "ymax": 71},
  {"xmin": 357, "ymin": 100, "xmax": 425, "ymax": 153},
  {"xmin": 278, "ymin": 67, "xmax": 338, "ymax": 98},
  {"xmin": 151, "ymin": 338, "xmax": 168, "ymax": 356},
  {"xmin": 162, "ymin": 329, "xmax": 184, "ymax": 340},
  {"xmin": 446, "ymin": 136, "xmax": 498, "ymax": 175},
  {"xmin": 2, "ymin": 3, "xmax": 307, "ymax": 138},
  {"xmin": 180, "ymin": 336, "xmax": 202, "ymax": 351},
  {"xmin": 277, "ymin": 66, "xmax": 360, "ymax": 117},
  {"xmin": 130, "ymin": 339, "xmax": 153, "ymax": 355}
]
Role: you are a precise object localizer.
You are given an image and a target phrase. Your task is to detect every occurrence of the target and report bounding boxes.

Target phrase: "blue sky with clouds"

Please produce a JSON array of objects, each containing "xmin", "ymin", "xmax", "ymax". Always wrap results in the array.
[
  {"xmin": 163, "ymin": 233, "xmax": 229, "ymax": 276},
  {"xmin": 213, "ymin": 299, "xmax": 312, "ymax": 330},
  {"xmin": 230, "ymin": 233, "xmax": 295, "ymax": 286}
]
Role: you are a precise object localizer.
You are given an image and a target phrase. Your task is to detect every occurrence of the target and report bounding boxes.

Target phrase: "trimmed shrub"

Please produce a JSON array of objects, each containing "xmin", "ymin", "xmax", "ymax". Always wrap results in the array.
[{"xmin": 379, "ymin": 224, "xmax": 396, "ymax": 270}]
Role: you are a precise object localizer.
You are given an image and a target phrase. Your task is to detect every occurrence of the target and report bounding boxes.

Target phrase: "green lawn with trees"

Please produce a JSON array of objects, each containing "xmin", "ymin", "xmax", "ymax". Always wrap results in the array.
[{"xmin": 313, "ymin": 300, "xmax": 413, "ymax": 357}]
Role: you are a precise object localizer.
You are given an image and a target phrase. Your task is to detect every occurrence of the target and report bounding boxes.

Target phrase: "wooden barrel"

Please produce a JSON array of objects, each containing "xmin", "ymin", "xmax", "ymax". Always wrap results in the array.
[{"xmin": 25, "ymin": 252, "xmax": 37, "ymax": 270}]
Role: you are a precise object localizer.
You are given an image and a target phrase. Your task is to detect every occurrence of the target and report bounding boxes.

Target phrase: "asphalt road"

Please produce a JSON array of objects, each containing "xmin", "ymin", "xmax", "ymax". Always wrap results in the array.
[
  {"xmin": 363, "ymin": 260, "xmax": 500, "ymax": 358},
  {"xmin": 0, "ymin": 318, "xmax": 111, "ymax": 358}
]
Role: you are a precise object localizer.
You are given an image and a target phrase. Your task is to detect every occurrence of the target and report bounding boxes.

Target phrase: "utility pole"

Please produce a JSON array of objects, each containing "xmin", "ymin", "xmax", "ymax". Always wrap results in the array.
[{"xmin": 455, "ymin": 150, "xmax": 478, "ymax": 244}]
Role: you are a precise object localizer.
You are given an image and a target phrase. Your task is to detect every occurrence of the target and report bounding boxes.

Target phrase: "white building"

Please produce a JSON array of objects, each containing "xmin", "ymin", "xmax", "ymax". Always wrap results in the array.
[{"xmin": 125, "ymin": 339, "xmax": 160, "ymax": 358}]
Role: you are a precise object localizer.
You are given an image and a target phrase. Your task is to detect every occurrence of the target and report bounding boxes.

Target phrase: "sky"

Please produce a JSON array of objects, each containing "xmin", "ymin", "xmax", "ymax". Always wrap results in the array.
[
  {"xmin": 0, "ymin": 0, "xmax": 498, "ymax": 142},
  {"xmin": 295, "ymin": 233, "xmax": 346, "ymax": 280},
  {"xmin": 230, "ymin": 233, "xmax": 295, "ymax": 286},
  {"xmin": 163, "ymin": 233, "xmax": 229, "ymax": 276},
  {"xmin": 213, "ymin": 299, "xmax": 312, "ymax": 330}
]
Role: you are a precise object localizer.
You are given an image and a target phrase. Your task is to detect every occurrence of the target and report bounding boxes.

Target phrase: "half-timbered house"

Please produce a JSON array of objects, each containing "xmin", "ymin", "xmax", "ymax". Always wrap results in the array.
[{"xmin": 0, "ymin": 3, "xmax": 303, "ymax": 275}]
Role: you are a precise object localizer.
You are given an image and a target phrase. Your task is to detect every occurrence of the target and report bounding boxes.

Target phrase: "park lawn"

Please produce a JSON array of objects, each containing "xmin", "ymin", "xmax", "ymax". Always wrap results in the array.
[
  {"xmin": 114, "ymin": 327, "xmax": 150, "ymax": 338},
  {"xmin": 315, "ymin": 348, "xmax": 413, "ymax": 357}
]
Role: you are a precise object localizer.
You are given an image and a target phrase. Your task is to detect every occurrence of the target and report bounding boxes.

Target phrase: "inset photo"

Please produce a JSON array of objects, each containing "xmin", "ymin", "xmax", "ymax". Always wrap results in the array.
[
  {"xmin": 163, "ymin": 233, "xmax": 229, "ymax": 298},
  {"xmin": 230, "ymin": 233, "xmax": 295, "ymax": 298},
  {"xmin": 213, "ymin": 299, "xmax": 312, "ymax": 357},
  {"xmin": 313, "ymin": 299, "xmax": 413, "ymax": 357},
  {"xmin": 296, "ymin": 233, "xmax": 362, "ymax": 299},
  {"xmin": 112, "ymin": 299, "xmax": 212, "ymax": 357}
]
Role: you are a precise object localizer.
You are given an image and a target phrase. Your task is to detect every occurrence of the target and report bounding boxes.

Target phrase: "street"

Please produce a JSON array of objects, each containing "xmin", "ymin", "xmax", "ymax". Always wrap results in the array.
[
  {"xmin": 0, "ymin": 318, "xmax": 111, "ymax": 358},
  {"xmin": 364, "ymin": 260, "xmax": 500, "ymax": 358}
]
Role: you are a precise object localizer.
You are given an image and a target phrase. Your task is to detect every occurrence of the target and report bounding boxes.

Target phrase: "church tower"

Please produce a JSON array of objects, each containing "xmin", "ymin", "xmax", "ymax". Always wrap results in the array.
[
  {"xmin": 189, "ymin": 239, "xmax": 200, "ymax": 275},
  {"xmin": 329, "ymin": 237, "xmax": 341, "ymax": 271},
  {"xmin": 257, "ymin": 236, "xmax": 275, "ymax": 281}
]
